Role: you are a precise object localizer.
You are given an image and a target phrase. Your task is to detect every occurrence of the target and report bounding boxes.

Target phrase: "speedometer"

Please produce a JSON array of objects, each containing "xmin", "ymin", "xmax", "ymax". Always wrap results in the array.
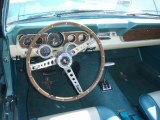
[{"xmin": 47, "ymin": 33, "xmax": 63, "ymax": 47}]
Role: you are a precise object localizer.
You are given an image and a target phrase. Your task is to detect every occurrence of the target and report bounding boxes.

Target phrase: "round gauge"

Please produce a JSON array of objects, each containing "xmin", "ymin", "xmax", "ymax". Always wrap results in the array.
[
  {"xmin": 47, "ymin": 33, "xmax": 63, "ymax": 47},
  {"xmin": 23, "ymin": 38, "xmax": 32, "ymax": 46},
  {"xmin": 38, "ymin": 44, "xmax": 53, "ymax": 59},
  {"xmin": 36, "ymin": 37, "xmax": 43, "ymax": 45},
  {"xmin": 64, "ymin": 43, "xmax": 77, "ymax": 56},
  {"xmin": 79, "ymin": 34, "xmax": 87, "ymax": 42},
  {"xmin": 68, "ymin": 34, "xmax": 76, "ymax": 42}
]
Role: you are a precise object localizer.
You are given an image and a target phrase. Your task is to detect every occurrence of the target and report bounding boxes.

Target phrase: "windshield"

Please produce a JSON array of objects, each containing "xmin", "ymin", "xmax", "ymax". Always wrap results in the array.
[{"xmin": 7, "ymin": 0, "xmax": 160, "ymax": 23}]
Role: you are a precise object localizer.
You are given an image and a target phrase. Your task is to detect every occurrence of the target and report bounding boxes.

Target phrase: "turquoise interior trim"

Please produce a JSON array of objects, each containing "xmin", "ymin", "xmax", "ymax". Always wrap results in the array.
[
  {"xmin": 119, "ymin": 112, "xmax": 131, "ymax": 120},
  {"xmin": 2, "ymin": 0, "xmax": 9, "ymax": 37},
  {"xmin": 131, "ymin": 115, "xmax": 143, "ymax": 120},
  {"xmin": 2, "ymin": 39, "xmax": 13, "ymax": 96},
  {"xmin": 139, "ymin": 94, "xmax": 160, "ymax": 120}
]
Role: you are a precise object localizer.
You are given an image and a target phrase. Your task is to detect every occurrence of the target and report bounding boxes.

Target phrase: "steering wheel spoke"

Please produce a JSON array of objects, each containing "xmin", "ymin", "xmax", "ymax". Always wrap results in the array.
[
  {"xmin": 30, "ymin": 57, "xmax": 56, "ymax": 71},
  {"xmin": 71, "ymin": 38, "xmax": 95, "ymax": 56},
  {"xmin": 64, "ymin": 67, "xmax": 83, "ymax": 94}
]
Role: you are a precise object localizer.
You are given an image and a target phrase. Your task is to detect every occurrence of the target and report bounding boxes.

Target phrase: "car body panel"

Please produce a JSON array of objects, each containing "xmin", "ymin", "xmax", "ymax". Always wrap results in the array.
[{"xmin": 0, "ymin": 0, "xmax": 3, "ymax": 37}]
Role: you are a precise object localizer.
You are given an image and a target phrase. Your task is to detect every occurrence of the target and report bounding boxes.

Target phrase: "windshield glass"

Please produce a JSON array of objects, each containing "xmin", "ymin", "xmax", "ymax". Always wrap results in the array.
[{"xmin": 7, "ymin": 0, "xmax": 160, "ymax": 23}]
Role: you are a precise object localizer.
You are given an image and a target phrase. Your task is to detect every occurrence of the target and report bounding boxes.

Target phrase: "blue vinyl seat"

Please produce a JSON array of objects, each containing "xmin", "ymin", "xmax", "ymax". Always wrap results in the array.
[{"xmin": 139, "ymin": 91, "xmax": 160, "ymax": 120}]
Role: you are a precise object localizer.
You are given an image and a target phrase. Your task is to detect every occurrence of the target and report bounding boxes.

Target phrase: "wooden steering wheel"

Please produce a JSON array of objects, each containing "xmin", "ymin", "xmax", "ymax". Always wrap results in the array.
[{"xmin": 26, "ymin": 21, "xmax": 105, "ymax": 102}]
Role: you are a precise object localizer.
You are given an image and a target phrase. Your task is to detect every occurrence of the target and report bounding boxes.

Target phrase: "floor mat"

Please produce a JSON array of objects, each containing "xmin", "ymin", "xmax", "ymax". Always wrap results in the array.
[
  {"xmin": 109, "ymin": 57, "xmax": 160, "ymax": 107},
  {"xmin": 80, "ymin": 71, "xmax": 134, "ymax": 114}
]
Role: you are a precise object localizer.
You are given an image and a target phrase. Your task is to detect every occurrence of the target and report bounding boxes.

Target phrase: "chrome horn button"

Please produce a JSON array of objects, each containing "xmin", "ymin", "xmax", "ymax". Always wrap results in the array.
[{"xmin": 56, "ymin": 52, "xmax": 72, "ymax": 69}]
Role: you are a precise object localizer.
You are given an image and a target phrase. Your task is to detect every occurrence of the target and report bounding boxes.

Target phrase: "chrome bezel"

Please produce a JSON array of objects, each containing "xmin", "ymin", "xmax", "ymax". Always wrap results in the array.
[
  {"xmin": 35, "ymin": 37, "xmax": 44, "ymax": 45},
  {"xmin": 47, "ymin": 32, "xmax": 64, "ymax": 47},
  {"xmin": 38, "ymin": 44, "xmax": 53, "ymax": 59},
  {"xmin": 67, "ymin": 34, "xmax": 76, "ymax": 42},
  {"xmin": 78, "ymin": 33, "xmax": 87, "ymax": 42},
  {"xmin": 23, "ymin": 37, "xmax": 32, "ymax": 46},
  {"xmin": 56, "ymin": 52, "xmax": 72, "ymax": 69}
]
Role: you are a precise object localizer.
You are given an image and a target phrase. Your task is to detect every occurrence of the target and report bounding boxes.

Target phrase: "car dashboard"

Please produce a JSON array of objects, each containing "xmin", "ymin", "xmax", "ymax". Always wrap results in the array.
[{"xmin": 8, "ymin": 18, "xmax": 160, "ymax": 60}]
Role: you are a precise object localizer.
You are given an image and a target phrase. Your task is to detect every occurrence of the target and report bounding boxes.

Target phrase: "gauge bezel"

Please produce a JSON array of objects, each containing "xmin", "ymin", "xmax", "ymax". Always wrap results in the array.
[
  {"xmin": 23, "ymin": 37, "xmax": 32, "ymax": 46},
  {"xmin": 35, "ymin": 37, "xmax": 44, "ymax": 45},
  {"xmin": 78, "ymin": 34, "xmax": 87, "ymax": 42},
  {"xmin": 67, "ymin": 34, "xmax": 76, "ymax": 42},
  {"xmin": 38, "ymin": 44, "xmax": 53, "ymax": 59},
  {"xmin": 47, "ymin": 32, "xmax": 64, "ymax": 47}
]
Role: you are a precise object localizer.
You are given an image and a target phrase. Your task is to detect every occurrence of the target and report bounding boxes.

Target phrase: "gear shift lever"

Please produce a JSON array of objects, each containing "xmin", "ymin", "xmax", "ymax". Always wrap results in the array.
[{"xmin": 99, "ymin": 62, "xmax": 115, "ymax": 91}]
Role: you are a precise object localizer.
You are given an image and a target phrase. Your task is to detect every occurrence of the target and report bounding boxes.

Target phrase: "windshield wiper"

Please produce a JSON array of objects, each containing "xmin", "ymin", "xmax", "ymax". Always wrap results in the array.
[
  {"xmin": 22, "ymin": 10, "xmax": 125, "ymax": 19},
  {"xmin": 49, "ymin": 10, "xmax": 160, "ymax": 18},
  {"xmin": 7, "ymin": 10, "xmax": 124, "ymax": 25},
  {"xmin": 53, "ymin": 10, "xmax": 124, "ymax": 17},
  {"xmin": 9, "ymin": 10, "xmax": 159, "ymax": 25},
  {"xmin": 8, "ymin": 10, "xmax": 125, "ymax": 25},
  {"xmin": 126, "ymin": 12, "xmax": 160, "ymax": 18}
]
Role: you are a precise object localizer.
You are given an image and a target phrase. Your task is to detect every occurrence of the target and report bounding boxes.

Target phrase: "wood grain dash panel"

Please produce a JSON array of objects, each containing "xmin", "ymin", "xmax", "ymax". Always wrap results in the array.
[{"xmin": 123, "ymin": 28, "xmax": 160, "ymax": 41}]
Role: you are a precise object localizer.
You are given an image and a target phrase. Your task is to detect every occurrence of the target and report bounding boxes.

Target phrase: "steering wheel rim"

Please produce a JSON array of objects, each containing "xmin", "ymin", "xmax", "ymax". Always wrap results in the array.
[{"xmin": 26, "ymin": 21, "xmax": 105, "ymax": 102}]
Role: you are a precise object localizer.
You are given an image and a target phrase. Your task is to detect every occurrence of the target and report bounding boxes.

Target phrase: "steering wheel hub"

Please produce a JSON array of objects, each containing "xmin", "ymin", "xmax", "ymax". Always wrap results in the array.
[{"xmin": 56, "ymin": 52, "xmax": 72, "ymax": 68}]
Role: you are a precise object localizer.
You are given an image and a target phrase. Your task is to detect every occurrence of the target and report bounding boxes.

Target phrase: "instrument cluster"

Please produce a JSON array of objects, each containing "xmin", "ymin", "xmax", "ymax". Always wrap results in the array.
[{"xmin": 18, "ymin": 31, "xmax": 89, "ymax": 48}]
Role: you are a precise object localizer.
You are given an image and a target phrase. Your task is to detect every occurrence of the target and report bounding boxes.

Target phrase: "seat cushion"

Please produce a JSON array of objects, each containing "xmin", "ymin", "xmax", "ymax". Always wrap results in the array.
[
  {"xmin": 139, "ymin": 91, "xmax": 160, "ymax": 120},
  {"xmin": 34, "ymin": 106, "xmax": 120, "ymax": 120}
]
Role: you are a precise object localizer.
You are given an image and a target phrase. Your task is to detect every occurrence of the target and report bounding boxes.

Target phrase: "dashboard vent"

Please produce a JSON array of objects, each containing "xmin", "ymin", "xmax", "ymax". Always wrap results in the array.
[{"xmin": 98, "ymin": 32, "xmax": 117, "ymax": 40}]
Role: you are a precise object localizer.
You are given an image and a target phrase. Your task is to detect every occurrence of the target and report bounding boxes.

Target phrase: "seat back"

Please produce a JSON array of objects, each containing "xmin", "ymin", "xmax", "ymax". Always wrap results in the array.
[
  {"xmin": 139, "ymin": 91, "xmax": 160, "ymax": 120},
  {"xmin": 33, "ymin": 107, "xmax": 121, "ymax": 120}
]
